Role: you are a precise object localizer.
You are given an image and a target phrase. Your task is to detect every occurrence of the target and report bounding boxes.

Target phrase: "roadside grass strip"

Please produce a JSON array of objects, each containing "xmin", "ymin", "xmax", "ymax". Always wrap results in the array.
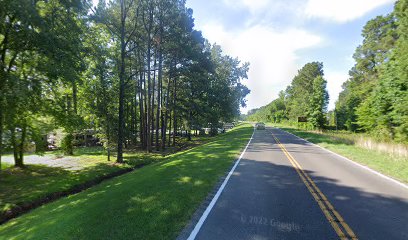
[
  {"xmin": 0, "ymin": 152, "xmax": 162, "ymax": 222},
  {"xmin": 271, "ymin": 132, "xmax": 358, "ymax": 240},
  {"xmin": 0, "ymin": 124, "xmax": 253, "ymax": 240}
]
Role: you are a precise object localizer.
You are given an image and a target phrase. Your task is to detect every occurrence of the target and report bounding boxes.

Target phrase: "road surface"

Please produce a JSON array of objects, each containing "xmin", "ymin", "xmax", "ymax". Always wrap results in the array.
[{"xmin": 187, "ymin": 127, "xmax": 408, "ymax": 240}]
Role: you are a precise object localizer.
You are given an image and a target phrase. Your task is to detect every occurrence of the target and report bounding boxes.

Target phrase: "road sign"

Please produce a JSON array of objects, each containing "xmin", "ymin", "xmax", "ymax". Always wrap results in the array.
[{"xmin": 298, "ymin": 117, "xmax": 307, "ymax": 123}]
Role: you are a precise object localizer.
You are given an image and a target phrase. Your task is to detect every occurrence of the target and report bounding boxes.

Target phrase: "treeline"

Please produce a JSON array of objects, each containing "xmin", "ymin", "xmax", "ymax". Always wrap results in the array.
[
  {"xmin": 248, "ymin": 0, "xmax": 407, "ymax": 142},
  {"xmin": 335, "ymin": 0, "xmax": 407, "ymax": 142},
  {"xmin": 247, "ymin": 62, "xmax": 329, "ymax": 129},
  {"xmin": 0, "ymin": 0, "xmax": 250, "ymax": 167}
]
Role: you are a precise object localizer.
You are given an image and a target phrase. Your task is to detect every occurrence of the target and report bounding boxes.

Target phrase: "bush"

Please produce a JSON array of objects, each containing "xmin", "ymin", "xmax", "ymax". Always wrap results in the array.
[{"xmin": 61, "ymin": 133, "xmax": 74, "ymax": 155}]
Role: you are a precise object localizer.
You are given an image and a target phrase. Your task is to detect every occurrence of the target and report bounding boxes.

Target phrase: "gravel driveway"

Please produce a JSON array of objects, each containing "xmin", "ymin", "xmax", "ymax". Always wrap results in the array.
[{"xmin": 2, "ymin": 155, "xmax": 84, "ymax": 170}]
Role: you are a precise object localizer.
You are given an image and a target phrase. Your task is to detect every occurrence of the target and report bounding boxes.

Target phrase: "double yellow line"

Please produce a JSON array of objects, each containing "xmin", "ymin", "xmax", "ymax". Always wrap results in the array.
[{"xmin": 271, "ymin": 132, "xmax": 358, "ymax": 240}]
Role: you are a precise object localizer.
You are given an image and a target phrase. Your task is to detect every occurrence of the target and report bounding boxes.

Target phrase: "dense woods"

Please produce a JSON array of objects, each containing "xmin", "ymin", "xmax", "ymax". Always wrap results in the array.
[
  {"xmin": 248, "ymin": 0, "xmax": 407, "ymax": 142},
  {"xmin": 0, "ymin": 0, "xmax": 250, "ymax": 168},
  {"xmin": 336, "ymin": 0, "xmax": 407, "ymax": 142}
]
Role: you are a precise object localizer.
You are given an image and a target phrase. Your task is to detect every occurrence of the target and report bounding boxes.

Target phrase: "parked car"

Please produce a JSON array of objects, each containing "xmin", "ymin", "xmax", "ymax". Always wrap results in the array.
[{"xmin": 255, "ymin": 122, "xmax": 265, "ymax": 130}]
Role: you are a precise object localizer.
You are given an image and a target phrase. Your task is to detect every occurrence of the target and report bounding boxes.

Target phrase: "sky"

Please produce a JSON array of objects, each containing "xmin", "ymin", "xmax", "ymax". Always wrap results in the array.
[{"xmin": 185, "ymin": 0, "xmax": 396, "ymax": 113}]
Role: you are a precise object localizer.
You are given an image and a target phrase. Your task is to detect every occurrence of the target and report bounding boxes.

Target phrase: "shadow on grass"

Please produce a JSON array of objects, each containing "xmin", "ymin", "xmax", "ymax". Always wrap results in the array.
[
  {"xmin": 0, "ymin": 127, "xmax": 243, "ymax": 227},
  {"xmin": 0, "ymin": 162, "xmax": 132, "ymax": 224},
  {"xmin": 1, "ymin": 125, "xmax": 407, "ymax": 239}
]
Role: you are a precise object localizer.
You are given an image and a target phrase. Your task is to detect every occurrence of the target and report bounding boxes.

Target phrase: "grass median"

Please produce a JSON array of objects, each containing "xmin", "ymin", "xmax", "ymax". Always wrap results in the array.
[
  {"xmin": 0, "ymin": 123, "xmax": 253, "ymax": 239},
  {"xmin": 271, "ymin": 124, "xmax": 408, "ymax": 184}
]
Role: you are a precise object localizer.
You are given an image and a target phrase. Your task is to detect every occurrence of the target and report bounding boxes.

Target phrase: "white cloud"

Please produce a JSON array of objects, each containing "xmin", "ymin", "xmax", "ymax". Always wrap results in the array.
[
  {"xmin": 305, "ymin": 0, "xmax": 395, "ymax": 23},
  {"xmin": 240, "ymin": 0, "xmax": 269, "ymax": 13},
  {"xmin": 223, "ymin": 0, "xmax": 269, "ymax": 13},
  {"xmin": 201, "ymin": 23, "xmax": 322, "ymax": 112},
  {"xmin": 222, "ymin": 0, "xmax": 396, "ymax": 24}
]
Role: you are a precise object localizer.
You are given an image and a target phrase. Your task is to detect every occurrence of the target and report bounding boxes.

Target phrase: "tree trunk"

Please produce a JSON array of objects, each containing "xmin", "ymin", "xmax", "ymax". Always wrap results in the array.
[
  {"xmin": 107, "ymin": 118, "xmax": 111, "ymax": 162},
  {"xmin": 168, "ymin": 110, "xmax": 172, "ymax": 147},
  {"xmin": 107, "ymin": 148, "xmax": 111, "ymax": 162},
  {"xmin": 156, "ymin": 50, "xmax": 163, "ymax": 151},
  {"xmin": 124, "ymin": 100, "xmax": 129, "ymax": 149},
  {"xmin": 151, "ymin": 56, "xmax": 157, "ymax": 149},
  {"xmin": 117, "ymin": 0, "xmax": 126, "ymax": 163},
  {"xmin": 188, "ymin": 111, "xmax": 192, "ymax": 141},
  {"xmin": 162, "ymin": 67, "xmax": 172, "ymax": 150},
  {"xmin": 172, "ymin": 76, "xmax": 177, "ymax": 146},
  {"xmin": 133, "ymin": 81, "xmax": 139, "ymax": 145},
  {"xmin": 129, "ymin": 98, "xmax": 134, "ymax": 146},
  {"xmin": 10, "ymin": 126, "xmax": 23, "ymax": 168},
  {"xmin": 0, "ymin": 37, "xmax": 7, "ymax": 172},
  {"xmin": 160, "ymin": 112, "xmax": 164, "ymax": 149},
  {"xmin": 72, "ymin": 81, "xmax": 78, "ymax": 114},
  {"xmin": 18, "ymin": 123, "xmax": 27, "ymax": 166},
  {"xmin": 138, "ymin": 68, "xmax": 145, "ymax": 149},
  {"xmin": 139, "ymin": 89, "xmax": 145, "ymax": 149},
  {"xmin": 146, "ymin": 42, "xmax": 152, "ymax": 152},
  {"xmin": 0, "ymin": 99, "xmax": 3, "ymax": 172},
  {"xmin": 143, "ymin": 71, "xmax": 148, "ymax": 150},
  {"xmin": 10, "ymin": 127, "xmax": 18, "ymax": 167}
]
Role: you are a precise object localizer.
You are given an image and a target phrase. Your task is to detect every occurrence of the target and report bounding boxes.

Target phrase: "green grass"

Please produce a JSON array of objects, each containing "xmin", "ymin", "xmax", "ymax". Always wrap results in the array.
[
  {"xmin": 0, "ymin": 150, "xmax": 164, "ymax": 217},
  {"xmin": 271, "ymin": 124, "xmax": 408, "ymax": 184},
  {"xmin": 0, "ymin": 135, "xmax": 214, "ymax": 218},
  {"xmin": 0, "ymin": 124, "xmax": 253, "ymax": 239},
  {"xmin": 0, "ymin": 162, "xmax": 12, "ymax": 170}
]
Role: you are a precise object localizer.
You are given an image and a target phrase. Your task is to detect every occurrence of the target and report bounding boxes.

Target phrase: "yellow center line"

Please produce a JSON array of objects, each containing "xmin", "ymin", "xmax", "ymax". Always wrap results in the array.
[{"xmin": 271, "ymin": 132, "xmax": 358, "ymax": 240}]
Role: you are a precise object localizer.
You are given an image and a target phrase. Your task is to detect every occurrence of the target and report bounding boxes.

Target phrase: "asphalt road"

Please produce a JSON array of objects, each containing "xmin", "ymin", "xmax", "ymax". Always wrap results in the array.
[{"xmin": 189, "ymin": 127, "xmax": 408, "ymax": 240}]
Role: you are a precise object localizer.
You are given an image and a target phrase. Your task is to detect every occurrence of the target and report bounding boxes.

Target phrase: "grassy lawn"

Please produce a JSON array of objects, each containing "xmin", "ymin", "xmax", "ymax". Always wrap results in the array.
[
  {"xmin": 0, "ymin": 148, "xmax": 164, "ymax": 219},
  {"xmin": 0, "ymin": 162, "xmax": 12, "ymax": 170},
  {"xmin": 271, "ymin": 124, "xmax": 408, "ymax": 184},
  {"xmin": 0, "ymin": 124, "xmax": 253, "ymax": 239},
  {"xmin": 0, "ymin": 134, "xmax": 213, "ymax": 220}
]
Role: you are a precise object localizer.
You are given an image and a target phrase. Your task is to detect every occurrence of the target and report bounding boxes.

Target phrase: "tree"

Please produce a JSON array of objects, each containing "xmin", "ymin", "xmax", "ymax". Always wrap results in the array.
[
  {"xmin": 356, "ymin": 0, "xmax": 408, "ymax": 141},
  {"xmin": 247, "ymin": 91, "xmax": 287, "ymax": 123},
  {"xmin": 334, "ymin": 0, "xmax": 407, "ymax": 142},
  {"xmin": 0, "ymin": 0, "xmax": 251, "ymax": 167},
  {"xmin": 309, "ymin": 76, "xmax": 329, "ymax": 129},
  {"xmin": 81, "ymin": 23, "xmax": 118, "ymax": 160},
  {"xmin": 335, "ymin": 13, "xmax": 397, "ymax": 132},
  {"xmin": 93, "ymin": 0, "xmax": 140, "ymax": 161},
  {"xmin": 286, "ymin": 62, "xmax": 324, "ymax": 121},
  {"xmin": 0, "ymin": 0, "xmax": 87, "ymax": 166}
]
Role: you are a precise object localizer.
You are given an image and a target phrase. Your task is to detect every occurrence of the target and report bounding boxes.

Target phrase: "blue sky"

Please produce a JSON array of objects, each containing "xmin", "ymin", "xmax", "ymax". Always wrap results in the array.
[{"xmin": 185, "ymin": 0, "xmax": 396, "ymax": 113}]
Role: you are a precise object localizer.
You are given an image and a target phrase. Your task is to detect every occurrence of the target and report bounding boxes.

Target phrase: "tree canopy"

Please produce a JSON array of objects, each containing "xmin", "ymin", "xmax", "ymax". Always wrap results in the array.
[
  {"xmin": 0, "ymin": 0, "xmax": 250, "ymax": 168},
  {"xmin": 336, "ymin": 0, "xmax": 407, "ymax": 142}
]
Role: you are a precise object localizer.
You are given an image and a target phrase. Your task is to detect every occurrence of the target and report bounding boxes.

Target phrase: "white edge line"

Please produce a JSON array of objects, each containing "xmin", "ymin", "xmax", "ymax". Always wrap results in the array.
[
  {"xmin": 187, "ymin": 127, "xmax": 255, "ymax": 240},
  {"xmin": 275, "ymin": 127, "xmax": 408, "ymax": 190}
]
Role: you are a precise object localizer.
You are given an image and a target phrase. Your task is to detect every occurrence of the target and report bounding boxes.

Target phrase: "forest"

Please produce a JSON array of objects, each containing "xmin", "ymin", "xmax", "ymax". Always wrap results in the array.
[
  {"xmin": 247, "ymin": 0, "xmax": 408, "ymax": 143},
  {"xmin": 0, "ymin": 0, "xmax": 250, "ymax": 168}
]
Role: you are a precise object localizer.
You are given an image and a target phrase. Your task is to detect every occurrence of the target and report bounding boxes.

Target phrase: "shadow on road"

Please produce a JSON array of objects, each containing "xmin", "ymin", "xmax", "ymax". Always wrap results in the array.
[{"xmin": 227, "ymin": 128, "xmax": 408, "ymax": 240}]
